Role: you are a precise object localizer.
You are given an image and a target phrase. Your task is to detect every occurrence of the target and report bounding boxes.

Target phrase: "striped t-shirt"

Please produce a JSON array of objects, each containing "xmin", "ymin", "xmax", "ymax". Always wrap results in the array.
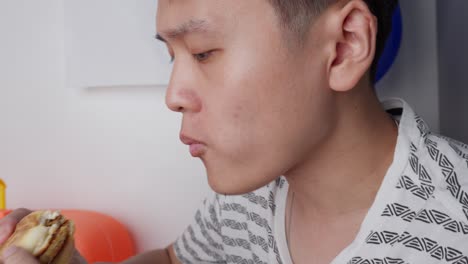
[{"xmin": 174, "ymin": 98, "xmax": 468, "ymax": 264}]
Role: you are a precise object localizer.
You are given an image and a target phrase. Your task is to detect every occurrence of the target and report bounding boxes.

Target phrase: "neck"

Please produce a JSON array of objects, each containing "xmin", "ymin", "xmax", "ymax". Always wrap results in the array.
[{"xmin": 285, "ymin": 87, "xmax": 398, "ymax": 221}]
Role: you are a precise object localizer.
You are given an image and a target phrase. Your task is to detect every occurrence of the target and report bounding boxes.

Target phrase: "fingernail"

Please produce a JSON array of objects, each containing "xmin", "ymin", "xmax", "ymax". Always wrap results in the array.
[{"xmin": 2, "ymin": 246, "xmax": 19, "ymax": 259}]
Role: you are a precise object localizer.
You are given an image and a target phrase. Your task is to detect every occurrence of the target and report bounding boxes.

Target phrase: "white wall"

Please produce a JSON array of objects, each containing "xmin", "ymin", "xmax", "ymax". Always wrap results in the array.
[
  {"xmin": 0, "ymin": 0, "xmax": 439, "ymax": 253},
  {"xmin": 0, "ymin": 0, "xmax": 209, "ymax": 252}
]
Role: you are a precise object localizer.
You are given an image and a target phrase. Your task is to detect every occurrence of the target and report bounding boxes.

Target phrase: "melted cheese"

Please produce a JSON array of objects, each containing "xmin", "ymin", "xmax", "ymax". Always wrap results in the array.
[{"xmin": 16, "ymin": 226, "xmax": 49, "ymax": 254}]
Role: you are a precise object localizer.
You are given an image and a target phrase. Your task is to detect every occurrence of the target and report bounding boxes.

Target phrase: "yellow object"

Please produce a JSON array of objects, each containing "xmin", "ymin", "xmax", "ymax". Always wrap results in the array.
[{"xmin": 0, "ymin": 179, "xmax": 5, "ymax": 210}]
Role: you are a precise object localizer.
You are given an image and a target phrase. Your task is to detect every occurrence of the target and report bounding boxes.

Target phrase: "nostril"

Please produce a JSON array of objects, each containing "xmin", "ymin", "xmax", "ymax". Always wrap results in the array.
[{"xmin": 165, "ymin": 88, "xmax": 201, "ymax": 113}]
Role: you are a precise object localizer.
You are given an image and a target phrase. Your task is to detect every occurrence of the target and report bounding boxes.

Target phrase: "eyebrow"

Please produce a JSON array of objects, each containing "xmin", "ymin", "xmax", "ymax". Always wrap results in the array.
[{"xmin": 155, "ymin": 19, "xmax": 212, "ymax": 42}]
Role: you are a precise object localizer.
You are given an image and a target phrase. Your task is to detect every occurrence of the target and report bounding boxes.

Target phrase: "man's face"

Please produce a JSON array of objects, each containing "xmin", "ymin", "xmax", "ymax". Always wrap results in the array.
[{"xmin": 157, "ymin": 0, "xmax": 335, "ymax": 194}]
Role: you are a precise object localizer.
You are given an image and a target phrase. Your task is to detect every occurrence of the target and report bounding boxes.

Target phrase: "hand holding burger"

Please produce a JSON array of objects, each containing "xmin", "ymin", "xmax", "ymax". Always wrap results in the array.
[{"xmin": 0, "ymin": 209, "xmax": 86, "ymax": 264}]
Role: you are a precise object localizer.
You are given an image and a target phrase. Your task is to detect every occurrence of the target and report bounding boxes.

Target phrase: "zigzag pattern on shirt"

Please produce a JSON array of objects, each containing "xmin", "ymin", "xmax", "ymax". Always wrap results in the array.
[
  {"xmin": 222, "ymin": 219, "xmax": 248, "ymax": 231},
  {"xmin": 247, "ymin": 231, "xmax": 269, "ymax": 253},
  {"xmin": 220, "ymin": 221, "xmax": 276, "ymax": 259},
  {"xmin": 396, "ymin": 175, "xmax": 431, "ymax": 200},
  {"xmin": 446, "ymin": 138, "xmax": 468, "ymax": 168},
  {"xmin": 381, "ymin": 203, "xmax": 416, "ymax": 222},
  {"xmin": 409, "ymin": 142, "xmax": 417, "ymax": 152},
  {"xmin": 223, "ymin": 231, "xmax": 282, "ymax": 263},
  {"xmin": 425, "ymin": 137, "xmax": 468, "ymax": 222},
  {"xmin": 275, "ymin": 177, "xmax": 286, "ymax": 189},
  {"xmin": 222, "ymin": 236, "xmax": 251, "ymax": 250},
  {"xmin": 408, "ymin": 153, "xmax": 435, "ymax": 194},
  {"xmin": 173, "ymin": 241, "xmax": 195, "ymax": 264},
  {"xmin": 348, "ymin": 256, "xmax": 409, "ymax": 264},
  {"xmin": 181, "ymin": 232, "xmax": 204, "ymax": 262},
  {"xmin": 448, "ymin": 139, "xmax": 468, "ymax": 153},
  {"xmin": 219, "ymin": 201, "xmax": 280, "ymax": 258},
  {"xmin": 221, "ymin": 202, "xmax": 248, "ymax": 215},
  {"xmin": 195, "ymin": 210, "xmax": 224, "ymax": 251},
  {"xmin": 242, "ymin": 192, "xmax": 269, "ymax": 209},
  {"xmin": 220, "ymin": 203, "xmax": 273, "ymax": 234},
  {"xmin": 268, "ymin": 191, "xmax": 276, "ymax": 216},
  {"xmin": 365, "ymin": 230, "xmax": 468, "ymax": 263},
  {"xmin": 187, "ymin": 225, "xmax": 225, "ymax": 261},
  {"xmin": 226, "ymin": 253, "xmax": 274, "ymax": 264},
  {"xmin": 206, "ymin": 219, "xmax": 223, "ymax": 238},
  {"xmin": 395, "ymin": 140, "xmax": 435, "ymax": 200},
  {"xmin": 204, "ymin": 203, "xmax": 223, "ymax": 238},
  {"xmin": 252, "ymin": 253, "xmax": 268, "ymax": 264},
  {"xmin": 273, "ymin": 240, "xmax": 282, "ymax": 264},
  {"xmin": 226, "ymin": 254, "xmax": 253, "ymax": 264},
  {"xmin": 247, "ymin": 212, "xmax": 272, "ymax": 233},
  {"xmin": 209, "ymin": 202, "xmax": 223, "ymax": 232},
  {"xmin": 415, "ymin": 115, "xmax": 430, "ymax": 138},
  {"xmin": 219, "ymin": 202, "xmax": 281, "ymax": 262},
  {"xmin": 438, "ymin": 134, "xmax": 468, "ymax": 152},
  {"xmin": 381, "ymin": 203, "xmax": 468, "ymax": 234}
]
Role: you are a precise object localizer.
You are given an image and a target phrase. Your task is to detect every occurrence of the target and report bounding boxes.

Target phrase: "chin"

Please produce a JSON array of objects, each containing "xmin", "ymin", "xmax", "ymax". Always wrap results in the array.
[
  {"xmin": 207, "ymin": 178, "xmax": 251, "ymax": 195},
  {"xmin": 205, "ymin": 164, "xmax": 278, "ymax": 195}
]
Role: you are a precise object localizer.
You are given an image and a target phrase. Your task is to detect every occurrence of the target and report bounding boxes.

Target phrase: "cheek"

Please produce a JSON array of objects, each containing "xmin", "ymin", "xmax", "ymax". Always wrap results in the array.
[
  {"xmin": 205, "ymin": 27, "xmax": 330, "ymax": 159},
  {"xmin": 231, "ymin": 104, "xmax": 244, "ymax": 120},
  {"xmin": 202, "ymin": 77, "xmax": 264, "ymax": 162},
  {"xmin": 213, "ymin": 96, "xmax": 258, "ymax": 148},
  {"xmin": 208, "ymin": 50, "xmax": 293, "ymax": 143}
]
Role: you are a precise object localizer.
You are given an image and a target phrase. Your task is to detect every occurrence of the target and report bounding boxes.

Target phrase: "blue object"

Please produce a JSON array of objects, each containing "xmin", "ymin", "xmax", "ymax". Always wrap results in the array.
[{"xmin": 375, "ymin": 4, "xmax": 402, "ymax": 83}]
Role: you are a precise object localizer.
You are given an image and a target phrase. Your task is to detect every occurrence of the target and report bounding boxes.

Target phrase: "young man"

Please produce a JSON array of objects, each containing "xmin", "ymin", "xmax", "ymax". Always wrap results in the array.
[{"xmin": 2, "ymin": 0, "xmax": 468, "ymax": 263}]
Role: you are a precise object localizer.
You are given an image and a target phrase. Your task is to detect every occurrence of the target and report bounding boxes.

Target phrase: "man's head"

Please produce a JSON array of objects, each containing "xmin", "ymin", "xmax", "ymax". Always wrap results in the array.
[{"xmin": 156, "ymin": 0, "xmax": 398, "ymax": 194}]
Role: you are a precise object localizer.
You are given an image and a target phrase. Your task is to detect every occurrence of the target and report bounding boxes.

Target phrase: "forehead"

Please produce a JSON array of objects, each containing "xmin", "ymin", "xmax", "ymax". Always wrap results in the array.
[
  {"xmin": 156, "ymin": 0, "xmax": 274, "ymax": 34},
  {"xmin": 157, "ymin": 0, "xmax": 226, "ymax": 31}
]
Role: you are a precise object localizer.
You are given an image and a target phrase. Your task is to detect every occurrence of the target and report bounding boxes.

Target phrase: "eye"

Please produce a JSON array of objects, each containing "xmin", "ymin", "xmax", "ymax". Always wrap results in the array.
[{"xmin": 193, "ymin": 50, "xmax": 214, "ymax": 62}]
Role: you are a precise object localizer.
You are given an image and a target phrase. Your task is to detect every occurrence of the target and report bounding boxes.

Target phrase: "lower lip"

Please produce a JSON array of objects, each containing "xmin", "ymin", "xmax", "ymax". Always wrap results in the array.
[{"xmin": 189, "ymin": 143, "xmax": 206, "ymax": 157}]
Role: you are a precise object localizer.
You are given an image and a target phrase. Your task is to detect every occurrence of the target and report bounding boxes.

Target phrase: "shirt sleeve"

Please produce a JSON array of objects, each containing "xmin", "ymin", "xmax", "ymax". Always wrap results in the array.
[{"xmin": 174, "ymin": 191, "xmax": 226, "ymax": 264}]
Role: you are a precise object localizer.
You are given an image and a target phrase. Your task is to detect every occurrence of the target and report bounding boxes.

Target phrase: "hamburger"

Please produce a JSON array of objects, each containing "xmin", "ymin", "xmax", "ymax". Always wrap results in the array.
[{"xmin": 0, "ymin": 210, "xmax": 75, "ymax": 264}]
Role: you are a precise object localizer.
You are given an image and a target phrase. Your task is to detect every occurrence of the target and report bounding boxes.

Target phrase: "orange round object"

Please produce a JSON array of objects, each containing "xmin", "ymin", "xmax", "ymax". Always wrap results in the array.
[{"xmin": 60, "ymin": 210, "xmax": 136, "ymax": 263}]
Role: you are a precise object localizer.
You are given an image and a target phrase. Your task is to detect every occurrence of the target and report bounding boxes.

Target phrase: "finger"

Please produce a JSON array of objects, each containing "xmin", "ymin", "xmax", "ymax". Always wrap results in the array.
[
  {"xmin": 71, "ymin": 250, "xmax": 87, "ymax": 264},
  {"xmin": 0, "ymin": 208, "xmax": 32, "ymax": 225},
  {"xmin": 61, "ymin": 239, "xmax": 87, "ymax": 264},
  {"xmin": 0, "ymin": 209, "xmax": 32, "ymax": 243},
  {"xmin": 2, "ymin": 246, "xmax": 39, "ymax": 264}
]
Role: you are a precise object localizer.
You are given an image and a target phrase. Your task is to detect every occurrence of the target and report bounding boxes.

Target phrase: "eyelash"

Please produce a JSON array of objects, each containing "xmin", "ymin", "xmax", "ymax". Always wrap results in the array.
[
  {"xmin": 169, "ymin": 50, "xmax": 214, "ymax": 64},
  {"xmin": 193, "ymin": 51, "xmax": 214, "ymax": 62}
]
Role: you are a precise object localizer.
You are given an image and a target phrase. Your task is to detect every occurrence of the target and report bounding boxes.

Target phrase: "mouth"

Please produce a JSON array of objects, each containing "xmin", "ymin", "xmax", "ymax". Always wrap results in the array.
[{"xmin": 180, "ymin": 134, "xmax": 207, "ymax": 157}]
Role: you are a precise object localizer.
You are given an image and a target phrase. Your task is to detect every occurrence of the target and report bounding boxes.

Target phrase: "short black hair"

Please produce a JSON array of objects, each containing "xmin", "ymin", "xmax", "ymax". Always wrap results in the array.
[{"xmin": 267, "ymin": 0, "xmax": 399, "ymax": 82}]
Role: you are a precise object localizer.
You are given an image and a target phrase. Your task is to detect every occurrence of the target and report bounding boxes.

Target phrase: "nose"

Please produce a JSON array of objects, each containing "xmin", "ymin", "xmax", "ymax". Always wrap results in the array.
[{"xmin": 165, "ymin": 61, "xmax": 202, "ymax": 113}]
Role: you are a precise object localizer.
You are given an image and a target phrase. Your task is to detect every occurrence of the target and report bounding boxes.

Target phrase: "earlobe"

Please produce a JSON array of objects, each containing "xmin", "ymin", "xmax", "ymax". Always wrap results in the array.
[{"xmin": 328, "ymin": 1, "xmax": 376, "ymax": 92}]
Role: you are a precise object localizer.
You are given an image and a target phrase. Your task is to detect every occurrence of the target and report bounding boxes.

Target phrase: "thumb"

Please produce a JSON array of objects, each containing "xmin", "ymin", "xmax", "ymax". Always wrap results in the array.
[
  {"xmin": 2, "ymin": 246, "xmax": 39, "ymax": 264},
  {"xmin": 0, "ymin": 209, "xmax": 32, "ymax": 243}
]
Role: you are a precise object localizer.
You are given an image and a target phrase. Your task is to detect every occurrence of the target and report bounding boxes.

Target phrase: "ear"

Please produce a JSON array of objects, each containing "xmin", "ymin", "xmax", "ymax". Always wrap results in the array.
[{"xmin": 327, "ymin": 0, "xmax": 377, "ymax": 92}]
